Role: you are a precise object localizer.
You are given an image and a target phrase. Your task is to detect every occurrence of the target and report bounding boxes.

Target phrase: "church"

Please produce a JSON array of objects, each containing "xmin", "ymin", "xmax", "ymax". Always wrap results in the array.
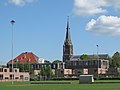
[{"xmin": 63, "ymin": 17, "xmax": 110, "ymax": 77}]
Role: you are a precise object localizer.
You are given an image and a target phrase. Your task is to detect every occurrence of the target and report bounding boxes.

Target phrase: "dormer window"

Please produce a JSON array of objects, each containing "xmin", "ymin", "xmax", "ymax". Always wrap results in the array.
[{"xmin": 24, "ymin": 54, "xmax": 26, "ymax": 58}]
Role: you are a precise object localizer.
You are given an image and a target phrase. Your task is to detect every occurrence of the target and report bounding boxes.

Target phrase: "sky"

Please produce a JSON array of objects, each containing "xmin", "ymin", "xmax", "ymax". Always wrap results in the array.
[{"xmin": 1, "ymin": 0, "xmax": 120, "ymax": 65}]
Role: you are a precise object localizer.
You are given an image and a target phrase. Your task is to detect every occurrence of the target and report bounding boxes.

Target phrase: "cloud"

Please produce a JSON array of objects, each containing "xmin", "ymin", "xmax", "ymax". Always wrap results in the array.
[
  {"xmin": 73, "ymin": 0, "xmax": 109, "ymax": 16},
  {"xmin": 86, "ymin": 15, "xmax": 120, "ymax": 35},
  {"xmin": 112, "ymin": 0, "xmax": 120, "ymax": 11},
  {"xmin": 8, "ymin": 0, "xmax": 36, "ymax": 6},
  {"xmin": 73, "ymin": 0, "xmax": 120, "ymax": 16}
]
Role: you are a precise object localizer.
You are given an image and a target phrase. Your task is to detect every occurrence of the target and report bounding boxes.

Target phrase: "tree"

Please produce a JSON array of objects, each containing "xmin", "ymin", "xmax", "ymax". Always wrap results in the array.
[
  {"xmin": 80, "ymin": 54, "xmax": 89, "ymax": 60},
  {"xmin": 14, "ymin": 62, "xmax": 31, "ymax": 72},
  {"xmin": 89, "ymin": 55, "xmax": 97, "ymax": 59},
  {"xmin": 110, "ymin": 59, "xmax": 117, "ymax": 68},
  {"xmin": 52, "ymin": 60, "xmax": 62, "ymax": 64},
  {"xmin": 110, "ymin": 52, "xmax": 120, "ymax": 68},
  {"xmin": 40, "ymin": 66, "xmax": 52, "ymax": 80},
  {"xmin": 14, "ymin": 62, "xmax": 24, "ymax": 72},
  {"xmin": 41, "ymin": 66, "xmax": 46, "ymax": 76},
  {"xmin": 45, "ymin": 66, "xmax": 52, "ymax": 79},
  {"xmin": 24, "ymin": 62, "xmax": 29, "ymax": 72}
]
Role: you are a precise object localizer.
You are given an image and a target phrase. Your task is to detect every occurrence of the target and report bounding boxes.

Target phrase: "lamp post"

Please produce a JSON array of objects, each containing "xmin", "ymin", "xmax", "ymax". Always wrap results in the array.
[
  {"xmin": 11, "ymin": 20, "xmax": 15, "ymax": 85},
  {"xmin": 96, "ymin": 45, "xmax": 99, "ymax": 78}
]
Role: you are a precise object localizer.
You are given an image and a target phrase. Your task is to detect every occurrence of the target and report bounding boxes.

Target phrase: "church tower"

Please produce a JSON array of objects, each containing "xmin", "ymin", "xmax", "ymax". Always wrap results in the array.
[{"xmin": 63, "ymin": 17, "xmax": 73, "ymax": 62}]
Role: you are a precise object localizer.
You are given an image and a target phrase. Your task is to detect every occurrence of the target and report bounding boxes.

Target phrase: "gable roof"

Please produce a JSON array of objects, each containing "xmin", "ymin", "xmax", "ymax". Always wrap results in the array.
[{"xmin": 7, "ymin": 52, "xmax": 39, "ymax": 64}]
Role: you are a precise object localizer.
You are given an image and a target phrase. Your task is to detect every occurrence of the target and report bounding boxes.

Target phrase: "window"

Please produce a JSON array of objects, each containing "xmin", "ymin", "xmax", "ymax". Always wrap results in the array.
[
  {"xmin": 83, "ymin": 61, "xmax": 85, "ymax": 65},
  {"xmin": 93, "ymin": 61, "xmax": 97, "ymax": 66},
  {"xmin": 67, "ymin": 61, "xmax": 71, "ymax": 66},
  {"xmin": 73, "ymin": 61, "xmax": 77, "ymax": 66},
  {"xmin": 4, "ymin": 69, "xmax": 7, "ymax": 72},
  {"xmin": 95, "ymin": 60, "xmax": 98, "ymax": 65},
  {"xmin": 0, "ymin": 68, "xmax": 3, "ymax": 72},
  {"xmin": 5, "ymin": 77, "xmax": 9, "ymax": 79},
  {"xmin": 69, "ymin": 62, "xmax": 72, "ymax": 66},
  {"xmin": 81, "ymin": 61, "xmax": 83, "ymax": 66},
  {"xmin": 10, "ymin": 68, "xmax": 12, "ymax": 72},
  {"xmin": 20, "ymin": 75, "xmax": 24, "ymax": 80},
  {"xmin": 16, "ymin": 58, "xmax": 18, "ymax": 62},
  {"xmin": 24, "ymin": 54, "xmax": 26, "ymax": 58},
  {"xmin": 15, "ymin": 77, "xmax": 19, "ymax": 79},
  {"xmin": 15, "ymin": 69, "xmax": 17, "ymax": 72},
  {"xmin": 85, "ymin": 61, "xmax": 88, "ymax": 66},
  {"xmin": 10, "ymin": 74, "xmax": 14, "ymax": 80},
  {"xmin": 79, "ymin": 61, "xmax": 81, "ymax": 65},
  {"xmin": 61, "ymin": 70, "xmax": 63, "ymax": 74},
  {"xmin": 25, "ymin": 77, "xmax": 28, "ymax": 80},
  {"xmin": 53, "ymin": 64, "xmax": 56, "ymax": 69},
  {"xmin": 0, "ymin": 74, "xmax": 3, "ymax": 80},
  {"xmin": 89, "ymin": 61, "xmax": 91, "ymax": 65},
  {"xmin": 103, "ymin": 61, "xmax": 107, "ymax": 65},
  {"xmin": 37, "ymin": 65, "xmax": 39, "ymax": 69},
  {"xmin": 91, "ymin": 61, "xmax": 94, "ymax": 66},
  {"xmin": 31, "ymin": 65, "xmax": 34, "ymax": 69}
]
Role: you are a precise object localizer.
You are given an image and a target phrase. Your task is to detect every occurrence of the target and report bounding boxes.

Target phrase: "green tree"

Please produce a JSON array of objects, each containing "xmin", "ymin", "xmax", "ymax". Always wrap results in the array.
[
  {"xmin": 24, "ymin": 62, "xmax": 29, "ymax": 72},
  {"xmin": 110, "ymin": 59, "xmax": 117, "ymax": 68},
  {"xmin": 80, "ymin": 54, "xmax": 89, "ymax": 60},
  {"xmin": 14, "ymin": 62, "xmax": 24, "ymax": 72},
  {"xmin": 89, "ymin": 55, "xmax": 97, "ymax": 59},
  {"xmin": 52, "ymin": 60, "xmax": 62, "ymax": 64},
  {"xmin": 110, "ymin": 52, "xmax": 120, "ymax": 68},
  {"xmin": 46, "ymin": 66, "xmax": 52, "ymax": 79},
  {"xmin": 14, "ymin": 62, "xmax": 31, "ymax": 72},
  {"xmin": 41, "ymin": 66, "xmax": 46, "ymax": 76},
  {"xmin": 40, "ymin": 66, "xmax": 52, "ymax": 80}
]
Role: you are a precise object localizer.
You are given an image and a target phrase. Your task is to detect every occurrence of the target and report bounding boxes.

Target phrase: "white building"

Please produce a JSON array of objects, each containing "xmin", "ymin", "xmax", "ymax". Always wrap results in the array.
[{"xmin": 38, "ymin": 58, "xmax": 45, "ymax": 64}]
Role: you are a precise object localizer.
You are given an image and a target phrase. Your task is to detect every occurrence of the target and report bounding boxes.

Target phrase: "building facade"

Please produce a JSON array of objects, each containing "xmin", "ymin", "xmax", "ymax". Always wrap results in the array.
[
  {"xmin": 66, "ymin": 59, "xmax": 109, "ymax": 77},
  {"xmin": 31, "ymin": 62, "xmax": 72, "ymax": 78},
  {"xmin": 0, "ymin": 68, "xmax": 29, "ymax": 81}
]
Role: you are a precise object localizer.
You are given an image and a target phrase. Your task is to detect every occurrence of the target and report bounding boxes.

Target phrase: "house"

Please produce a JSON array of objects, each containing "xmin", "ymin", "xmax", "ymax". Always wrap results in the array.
[{"xmin": 0, "ymin": 68, "xmax": 29, "ymax": 81}]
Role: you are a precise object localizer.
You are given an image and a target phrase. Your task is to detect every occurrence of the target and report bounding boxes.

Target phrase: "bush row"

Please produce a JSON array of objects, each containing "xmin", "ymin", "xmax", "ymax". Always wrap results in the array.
[
  {"xmin": 30, "ymin": 77, "xmax": 120, "ymax": 81},
  {"xmin": 99, "ymin": 78, "xmax": 120, "ymax": 80},
  {"xmin": 51, "ymin": 77, "xmax": 79, "ymax": 80}
]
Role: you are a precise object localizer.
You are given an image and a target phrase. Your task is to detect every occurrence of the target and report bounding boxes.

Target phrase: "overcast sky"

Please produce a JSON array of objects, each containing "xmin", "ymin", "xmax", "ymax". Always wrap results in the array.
[{"xmin": 1, "ymin": 0, "xmax": 120, "ymax": 64}]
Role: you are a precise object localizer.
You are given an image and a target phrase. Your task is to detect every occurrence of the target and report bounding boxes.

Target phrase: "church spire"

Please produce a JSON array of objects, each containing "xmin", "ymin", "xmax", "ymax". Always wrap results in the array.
[
  {"xmin": 67, "ymin": 16, "xmax": 69, "ymax": 30},
  {"xmin": 63, "ymin": 16, "xmax": 73, "ymax": 62},
  {"xmin": 65, "ymin": 16, "xmax": 72, "ymax": 45}
]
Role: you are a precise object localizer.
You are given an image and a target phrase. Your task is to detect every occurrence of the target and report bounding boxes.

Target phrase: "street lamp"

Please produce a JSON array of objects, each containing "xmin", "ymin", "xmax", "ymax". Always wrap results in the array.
[
  {"xmin": 11, "ymin": 20, "xmax": 15, "ymax": 85},
  {"xmin": 96, "ymin": 45, "xmax": 99, "ymax": 78}
]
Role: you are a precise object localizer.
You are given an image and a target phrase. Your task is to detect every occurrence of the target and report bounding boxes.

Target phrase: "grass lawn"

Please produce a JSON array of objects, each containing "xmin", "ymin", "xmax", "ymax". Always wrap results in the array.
[{"xmin": 0, "ymin": 80, "xmax": 120, "ymax": 90}]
